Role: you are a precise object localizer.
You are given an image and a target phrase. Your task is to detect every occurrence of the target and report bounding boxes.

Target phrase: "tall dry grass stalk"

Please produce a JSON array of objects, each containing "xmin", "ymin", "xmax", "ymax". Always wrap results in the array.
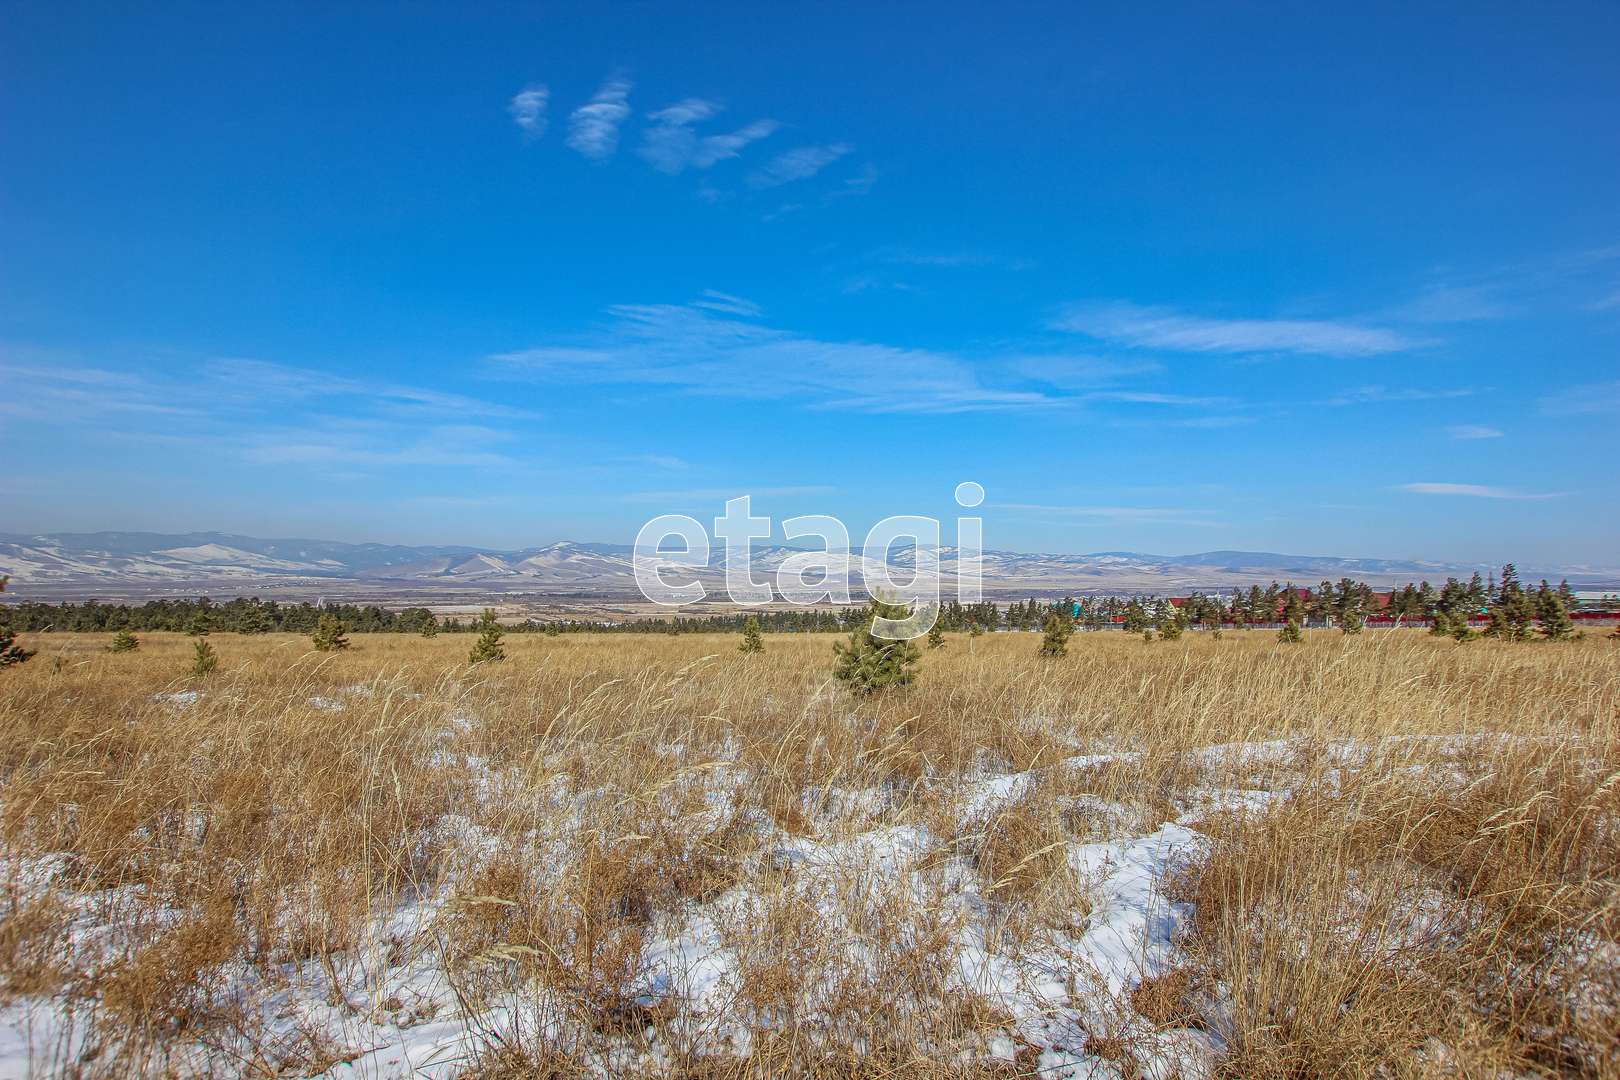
[{"xmin": 0, "ymin": 627, "xmax": 1615, "ymax": 1078}]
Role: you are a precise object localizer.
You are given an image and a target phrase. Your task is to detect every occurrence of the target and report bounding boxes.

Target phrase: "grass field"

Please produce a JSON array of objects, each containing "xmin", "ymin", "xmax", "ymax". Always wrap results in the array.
[{"xmin": 0, "ymin": 627, "xmax": 1615, "ymax": 1079}]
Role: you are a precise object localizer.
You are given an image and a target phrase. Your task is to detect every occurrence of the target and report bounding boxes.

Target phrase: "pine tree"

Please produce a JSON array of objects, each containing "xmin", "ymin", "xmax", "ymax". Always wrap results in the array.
[
  {"xmin": 832, "ymin": 593, "xmax": 922, "ymax": 694},
  {"xmin": 1277, "ymin": 619, "xmax": 1303, "ymax": 643},
  {"xmin": 105, "ymin": 628, "xmax": 140, "ymax": 653},
  {"xmin": 236, "ymin": 604, "xmax": 271, "ymax": 635},
  {"xmin": 185, "ymin": 610, "xmax": 217, "ymax": 637},
  {"xmin": 927, "ymin": 621, "xmax": 947, "ymax": 650},
  {"xmin": 1281, "ymin": 585, "xmax": 1306, "ymax": 626},
  {"xmin": 189, "ymin": 639, "xmax": 218, "ymax": 676},
  {"xmin": 1429, "ymin": 611, "xmax": 1453, "ymax": 637},
  {"xmin": 969, "ymin": 621, "xmax": 985, "ymax": 639},
  {"xmin": 467, "ymin": 609, "xmax": 506, "ymax": 664},
  {"xmin": 1158, "ymin": 608, "xmax": 1184, "ymax": 641},
  {"xmin": 739, "ymin": 615, "xmax": 765, "ymax": 654},
  {"xmin": 1039, "ymin": 612, "xmax": 1073, "ymax": 656},
  {"xmin": 1340, "ymin": 607, "xmax": 1364, "ymax": 635},
  {"xmin": 1484, "ymin": 565, "xmax": 1535, "ymax": 642},
  {"xmin": 421, "ymin": 617, "xmax": 439, "ymax": 638},
  {"xmin": 0, "ymin": 576, "xmax": 36, "ymax": 668},
  {"xmin": 542, "ymin": 622, "xmax": 560, "ymax": 638},
  {"xmin": 1121, "ymin": 600, "xmax": 1151, "ymax": 633},
  {"xmin": 1536, "ymin": 588, "xmax": 1575, "ymax": 641},
  {"xmin": 311, "ymin": 613, "xmax": 349, "ymax": 652}
]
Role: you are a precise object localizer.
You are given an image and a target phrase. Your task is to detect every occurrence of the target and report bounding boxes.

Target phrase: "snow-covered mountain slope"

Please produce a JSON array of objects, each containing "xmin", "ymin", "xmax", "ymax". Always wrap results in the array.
[{"xmin": 2, "ymin": 531, "xmax": 1615, "ymax": 596}]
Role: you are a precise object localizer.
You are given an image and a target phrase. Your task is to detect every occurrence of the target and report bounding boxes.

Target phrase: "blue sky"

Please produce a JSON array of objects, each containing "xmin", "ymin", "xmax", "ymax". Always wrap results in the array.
[{"xmin": 2, "ymin": 1, "xmax": 1616, "ymax": 564}]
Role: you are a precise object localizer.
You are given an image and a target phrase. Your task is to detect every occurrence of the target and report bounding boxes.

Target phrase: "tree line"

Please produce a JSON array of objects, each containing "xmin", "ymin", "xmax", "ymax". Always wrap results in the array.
[
  {"xmin": 0, "ymin": 597, "xmax": 441, "ymax": 636},
  {"xmin": 0, "ymin": 564, "xmax": 1605, "ymax": 641}
]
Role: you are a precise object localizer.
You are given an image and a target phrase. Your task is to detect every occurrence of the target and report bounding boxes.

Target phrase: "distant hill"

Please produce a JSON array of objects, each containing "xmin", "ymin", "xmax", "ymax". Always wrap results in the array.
[{"xmin": 2, "ymin": 530, "xmax": 1615, "ymax": 600}]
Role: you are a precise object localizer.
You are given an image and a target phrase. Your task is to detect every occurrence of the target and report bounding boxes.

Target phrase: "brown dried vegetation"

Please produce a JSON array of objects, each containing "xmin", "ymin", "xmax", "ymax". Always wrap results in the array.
[{"xmin": 0, "ymin": 626, "xmax": 1614, "ymax": 1077}]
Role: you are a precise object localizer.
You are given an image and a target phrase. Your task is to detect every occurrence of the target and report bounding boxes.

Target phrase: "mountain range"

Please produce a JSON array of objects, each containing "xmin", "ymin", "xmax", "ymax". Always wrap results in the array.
[{"xmin": 2, "ymin": 531, "xmax": 1616, "ymax": 601}]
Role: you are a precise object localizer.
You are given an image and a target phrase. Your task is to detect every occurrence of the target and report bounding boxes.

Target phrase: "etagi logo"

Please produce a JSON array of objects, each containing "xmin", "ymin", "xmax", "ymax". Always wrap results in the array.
[{"xmin": 633, "ymin": 482, "xmax": 985, "ymax": 640}]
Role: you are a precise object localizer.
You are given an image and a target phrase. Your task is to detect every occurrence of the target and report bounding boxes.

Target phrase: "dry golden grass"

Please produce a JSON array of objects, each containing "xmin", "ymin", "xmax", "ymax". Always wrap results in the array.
[{"xmin": 1, "ymin": 627, "xmax": 1616, "ymax": 1078}]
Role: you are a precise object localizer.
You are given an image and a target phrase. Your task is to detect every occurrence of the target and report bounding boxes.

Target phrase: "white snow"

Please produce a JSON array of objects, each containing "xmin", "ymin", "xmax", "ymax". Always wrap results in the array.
[{"xmin": 0, "ymin": 733, "xmax": 1539, "ymax": 1079}]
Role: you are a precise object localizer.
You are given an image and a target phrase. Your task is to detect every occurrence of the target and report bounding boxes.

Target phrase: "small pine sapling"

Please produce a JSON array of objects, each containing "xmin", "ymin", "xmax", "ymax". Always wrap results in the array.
[
  {"xmin": 832, "ymin": 593, "xmax": 922, "ymax": 694},
  {"xmin": 105, "ymin": 628, "xmax": 140, "ymax": 653},
  {"xmin": 467, "ymin": 609, "xmax": 506, "ymax": 664},
  {"xmin": 1429, "ymin": 612, "xmax": 1453, "ymax": 637},
  {"xmin": 310, "ymin": 613, "xmax": 349, "ymax": 652},
  {"xmin": 1158, "ymin": 611, "xmax": 1184, "ymax": 642},
  {"xmin": 738, "ymin": 615, "xmax": 765, "ymax": 654},
  {"xmin": 1039, "ymin": 612, "xmax": 1073, "ymax": 657},
  {"xmin": 543, "ymin": 622, "xmax": 560, "ymax": 637},
  {"xmin": 0, "ymin": 576, "xmax": 34, "ymax": 667},
  {"xmin": 927, "ymin": 622, "xmax": 947, "ymax": 650},
  {"xmin": 1340, "ymin": 608, "xmax": 1365, "ymax": 635},
  {"xmin": 1142, "ymin": 630, "xmax": 1154, "ymax": 643},
  {"xmin": 420, "ymin": 616, "xmax": 438, "ymax": 638},
  {"xmin": 1277, "ymin": 619, "xmax": 1303, "ymax": 643},
  {"xmin": 189, "ymin": 639, "xmax": 218, "ymax": 676}
]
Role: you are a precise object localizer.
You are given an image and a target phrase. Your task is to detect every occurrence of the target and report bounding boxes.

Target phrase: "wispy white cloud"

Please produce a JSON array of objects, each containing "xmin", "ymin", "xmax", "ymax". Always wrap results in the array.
[
  {"xmin": 492, "ymin": 301, "xmax": 1060, "ymax": 414},
  {"xmin": 1538, "ymin": 380, "xmax": 1620, "ymax": 415},
  {"xmin": 507, "ymin": 84, "xmax": 549, "ymax": 139},
  {"xmin": 1394, "ymin": 246, "xmax": 1620, "ymax": 321},
  {"xmin": 1326, "ymin": 385, "xmax": 1478, "ymax": 406},
  {"xmin": 1088, "ymin": 391, "xmax": 1234, "ymax": 406},
  {"xmin": 689, "ymin": 290, "xmax": 761, "ymax": 317},
  {"xmin": 565, "ymin": 74, "xmax": 633, "ymax": 159},
  {"xmin": 617, "ymin": 485, "xmax": 833, "ymax": 504},
  {"xmin": 637, "ymin": 99, "xmax": 777, "ymax": 174},
  {"xmin": 1396, "ymin": 284, "xmax": 1510, "ymax": 323},
  {"xmin": 623, "ymin": 454, "xmax": 690, "ymax": 470},
  {"xmin": 1399, "ymin": 483, "xmax": 1565, "ymax": 499},
  {"xmin": 1, "ymin": 350, "xmax": 539, "ymax": 477},
  {"xmin": 826, "ymin": 163, "xmax": 879, "ymax": 200},
  {"xmin": 1446, "ymin": 424, "xmax": 1503, "ymax": 439},
  {"xmin": 746, "ymin": 143, "xmax": 852, "ymax": 188},
  {"xmin": 1016, "ymin": 355, "xmax": 1161, "ymax": 389},
  {"xmin": 993, "ymin": 503, "xmax": 1221, "ymax": 526},
  {"xmin": 1055, "ymin": 301, "xmax": 1421, "ymax": 357},
  {"xmin": 873, "ymin": 249, "xmax": 1034, "ymax": 270}
]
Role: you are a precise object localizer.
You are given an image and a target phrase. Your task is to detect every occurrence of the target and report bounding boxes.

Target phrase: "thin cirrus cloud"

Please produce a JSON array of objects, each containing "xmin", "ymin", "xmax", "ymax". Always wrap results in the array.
[
  {"xmin": 637, "ymin": 99, "xmax": 778, "ymax": 175},
  {"xmin": 1400, "ymin": 483, "xmax": 1565, "ymax": 499},
  {"xmin": 1446, "ymin": 424, "xmax": 1503, "ymax": 439},
  {"xmin": 1055, "ymin": 301, "xmax": 1421, "ymax": 358},
  {"xmin": 565, "ymin": 74, "xmax": 633, "ymax": 160},
  {"xmin": 1538, "ymin": 380, "xmax": 1620, "ymax": 415},
  {"xmin": 689, "ymin": 289, "xmax": 762, "ymax": 317},
  {"xmin": 993, "ymin": 503, "xmax": 1221, "ymax": 527},
  {"xmin": 491, "ymin": 299, "xmax": 1061, "ymax": 414},
  {"xmin": 2, "ymin": 353, "xmax": 538, "ymax": 476},
  {"xmin": 507, "ymin": 84, "xmax": 549, "ymax": 138},
  {"xmin": 746, "ymin": 143, "xmax": 852, "ymax": 189}
]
